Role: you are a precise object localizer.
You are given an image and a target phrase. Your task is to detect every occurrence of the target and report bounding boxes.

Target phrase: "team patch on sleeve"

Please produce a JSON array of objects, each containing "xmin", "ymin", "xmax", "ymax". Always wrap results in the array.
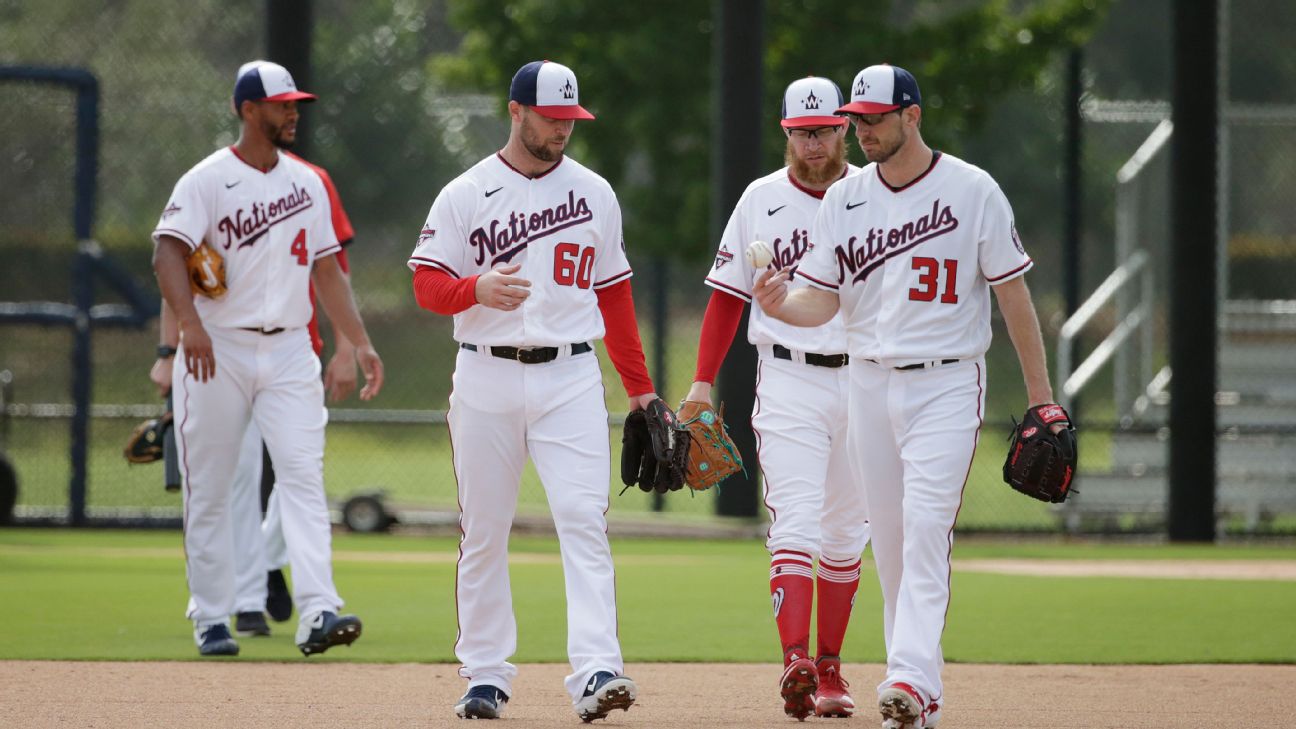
[
  {"xmin": 419, "ymin": 227, "xmax": 436, "ymax": 244},
  {"xmin": 714, "ymin": 244, "xmax": 735, "ymax": 269}
]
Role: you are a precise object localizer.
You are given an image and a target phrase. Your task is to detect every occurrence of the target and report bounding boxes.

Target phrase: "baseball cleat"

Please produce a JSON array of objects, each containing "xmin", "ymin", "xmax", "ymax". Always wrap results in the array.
[
  {"xmin": 780, "ymin": 655, "xmax": 818, "ymax": 721},
  {"xmin": 455, "ymin": 685, "xmax": 508, "ymax": 719},
  {"xmin": 195, "ymin": 623, "xmax": 239, "ymax": 656},
  {"xmin": 265, "ymin": 569, "xmax": 293, "ymax": 622},
  {"xmin": 574, "ymin": 671, "xmax": 637, "ymax": 722},
  {"xmin": 295, "ymin": 610, "xmax": 362, "ymax": 656},
  {"xmin": 234, "ymin": 611, "xmax": 271, "ymax": 637},
  {"xmin": 923, "ymin": 699, "xmax": 942, "ymax": 728},
  {"xmin": 879, "ymin": 682, "xmax": 925, "ymax": 728},
  {"xmin": 813, "ymin": 655, "xmax": 855, "ymax": 718}
]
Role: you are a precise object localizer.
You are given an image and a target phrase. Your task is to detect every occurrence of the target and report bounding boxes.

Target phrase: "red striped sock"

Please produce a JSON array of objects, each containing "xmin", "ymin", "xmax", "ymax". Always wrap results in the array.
[
  {"xmin": 816, "ymin": 554, "xmax": 861, "ymax": 659},
  {"xmin": 770, "ymin": 550, "xmax": 815, "ymax": 663}
]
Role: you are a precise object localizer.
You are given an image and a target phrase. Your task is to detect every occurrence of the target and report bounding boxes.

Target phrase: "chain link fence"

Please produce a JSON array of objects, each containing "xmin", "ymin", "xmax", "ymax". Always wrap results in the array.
[{"xmin": 2, "ymin": 0, "xmax": 1293, "ymax": 534}]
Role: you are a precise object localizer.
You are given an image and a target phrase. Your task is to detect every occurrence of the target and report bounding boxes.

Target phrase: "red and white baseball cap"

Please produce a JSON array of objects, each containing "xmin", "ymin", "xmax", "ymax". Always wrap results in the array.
[
  {"xmin": 509, "ymin": 60, "xmax": 595, "ymax": 120},
  {"xmin": 781, "ymin": 76, "xmax": 847, "ymax": 128},
  {"xmin": 233, "ymin": 61, "xmax": 317, "ymax": 108},
  {"xmin": 836, "ymin": 64, "xmax": 921, "ymax": 115}
]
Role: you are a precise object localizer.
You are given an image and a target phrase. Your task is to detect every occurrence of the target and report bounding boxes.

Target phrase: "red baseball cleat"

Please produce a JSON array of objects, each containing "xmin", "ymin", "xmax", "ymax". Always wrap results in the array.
[
  {"xmin": 879, "ymin": 682, "xmax": 925, "ymax": 729},
  {"xmin": 780, "ymin": 654, "xmax": 818, "ymax": 721},
  {"xmin": 812, "ymin": 655, "xmax": 855, "ymax": 717}
]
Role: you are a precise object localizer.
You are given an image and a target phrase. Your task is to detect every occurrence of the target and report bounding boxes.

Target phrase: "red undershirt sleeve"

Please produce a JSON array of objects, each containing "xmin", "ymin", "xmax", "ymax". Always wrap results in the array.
[
  {"xmin": 412, "ymin": 265, "xmax": 479, "ymax": 316},
  {"xmin": 595, "ymin": 280, "xmax": 655, "ymax": 398},
  {"xmin": 693, "ymin": 288, "xmax": 747, "ymax": 384}
]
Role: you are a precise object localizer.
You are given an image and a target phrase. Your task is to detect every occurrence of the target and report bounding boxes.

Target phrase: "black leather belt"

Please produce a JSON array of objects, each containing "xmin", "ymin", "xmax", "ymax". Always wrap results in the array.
[
  {"xmin": 240, "ymin": 327, "xmax": 285, "ymax": 335},
  {"xmin": 772, "ymin": 344, "xmax": 849, "ymax": 369},
  {"xmin": 891, "ymin": 358, "xmax": 964, "ymax": 368},
  {"xmin": 461, "ymin": 342, "xmax": 592, "ymax": 364}
]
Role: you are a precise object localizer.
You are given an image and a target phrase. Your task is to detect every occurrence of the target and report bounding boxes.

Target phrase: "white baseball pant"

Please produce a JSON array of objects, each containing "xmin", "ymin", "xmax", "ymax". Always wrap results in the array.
[
  {"xmin": 175, "ymin": 326, "xmax": 342, "ymax": 630},
  {"xmin": 848, "ymin": 357, "xmax": 984, "ymax": 709},
  {"xmin": 183, "ymin": 420, "xmax": 269, "ymax": 618},
  {"xmin": 753, "ymin": 352, "xmax": 870, "ymax": 560},
  {"xmin": 448, "ymin": 346, "xmax": 622, "ymax": 703}
]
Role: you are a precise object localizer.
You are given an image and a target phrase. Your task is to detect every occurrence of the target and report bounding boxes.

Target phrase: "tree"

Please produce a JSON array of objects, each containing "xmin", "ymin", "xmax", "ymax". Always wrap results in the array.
[{"xmin": 433, "ymin": 0, "xmax": 1111, "ymax": 261}]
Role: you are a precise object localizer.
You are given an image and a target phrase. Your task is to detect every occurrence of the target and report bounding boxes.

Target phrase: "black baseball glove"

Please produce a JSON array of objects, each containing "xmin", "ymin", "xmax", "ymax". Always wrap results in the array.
[
  {"xmin": 620, "ymin": 398, "xmax": 689, "ymax": 494},
  {"xmin": 1002, "ymin": 403, "xmax": 1078, "ymax": 503},
  {"xmin": 123, "ymin": 412, "xmax": 173, "ymax": 464}
]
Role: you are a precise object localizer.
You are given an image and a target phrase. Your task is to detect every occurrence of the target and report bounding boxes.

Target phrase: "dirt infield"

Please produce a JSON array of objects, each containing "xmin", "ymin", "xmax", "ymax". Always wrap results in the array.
[{"xmin": 4, "ymin": 661, "xmax": 1293, "ymax": 728}]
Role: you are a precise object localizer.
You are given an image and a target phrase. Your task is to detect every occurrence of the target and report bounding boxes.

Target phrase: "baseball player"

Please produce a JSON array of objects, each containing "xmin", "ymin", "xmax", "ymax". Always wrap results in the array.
[
  {"xmin": 152, "ymin": 60, "xmax": 383, "ymax": 657},
  {"xmin": 754, "ymin": 64, "xmax": 1064, "ymax": 729},
  {"xmin": 148, "ymin": 152, "xmax": 360, "ymax": 637},
  {"xmin": 685, "ymin": 76, "xmax": 869, "ymax": 720},
  {"xmin": 408, "ymin": 60, "xmax": 654, "ymax": 722},
  {"xmin": 258, "ymin": 150, "xmax": 362, "ymax": 626},
  {"xmin": 150, "ymin": 305, "xmax": 274, "ymax": 637}
]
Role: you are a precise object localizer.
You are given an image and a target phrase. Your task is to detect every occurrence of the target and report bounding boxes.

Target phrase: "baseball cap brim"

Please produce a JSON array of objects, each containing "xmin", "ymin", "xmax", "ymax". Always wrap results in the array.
[
  {"xmin": 530, "ymin": 104, "xmax": 595, "ymax": 120},
  {"xmin": 263, "ymin": 91, "xmax": 318, "ymax": 103},
  {"xmin": 836, "ymin": 100, "xmax": 899, "ymax": 115},
  {"xmin": 781, "ymin": 115, "xmax": 848, "ymax": 129}
]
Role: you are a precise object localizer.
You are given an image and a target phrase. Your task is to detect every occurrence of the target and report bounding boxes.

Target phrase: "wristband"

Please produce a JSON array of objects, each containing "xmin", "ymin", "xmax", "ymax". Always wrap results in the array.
[{"xmin": 157, "ymin": 345, "xmax": 178, "ymax": 359}]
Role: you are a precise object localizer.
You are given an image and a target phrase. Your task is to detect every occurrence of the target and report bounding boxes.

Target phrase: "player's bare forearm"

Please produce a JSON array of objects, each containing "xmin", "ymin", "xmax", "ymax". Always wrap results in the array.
[
  {"xmin": 312, "ymin": 254, "xmax": 384, "ymax": 400},
  {"xmin": 153, "ymin": 236, "xmax": 215, "ymax": 381},
  {"xmin": 324, "ymin": 317, "xmax": 358, "ymax": 402},
  {"xmin": 780, "ymin": 287, "xmax": 839, "ymax": 326},
  {"xmin": 158, "ymin": 300, "xmax": 179, "ymax": 347},
  {"xmin": 993, "ymin": 275, "xmax": 1055, "ymax": 406},
  {"xmin": 311, "ymin": 255, "xmax": 371, "ymax": 349},
  {"xmin": 149, "ymin": 301, "xmax": 179, "ymax": 397},
  {"xmin": 153, "ymin": 237, "xmax": 201, "ymax": 333},
  {"xmin": 752, "ymin": 268, "xmax": 838, "ymax": 327},
  {"xmin": 686, "ymin": 381, "xmax": 713, "ymax": 403}
]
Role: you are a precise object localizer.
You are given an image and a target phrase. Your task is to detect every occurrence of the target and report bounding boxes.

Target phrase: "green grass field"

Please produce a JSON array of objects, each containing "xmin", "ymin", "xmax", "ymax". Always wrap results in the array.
[
  {"xmin": 9, "ymin": 418, "xmax": 1105, "ymax": 530},
  {"xmin": 1, "ymin": 528, "xmax": 1292, "ymax": 664}
]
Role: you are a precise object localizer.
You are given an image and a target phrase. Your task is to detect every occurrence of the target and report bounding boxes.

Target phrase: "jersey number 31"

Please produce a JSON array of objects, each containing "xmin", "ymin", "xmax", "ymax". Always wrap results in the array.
[
  {"xmin": 553, "ymin": 242, "xmax": 595, "ymax": 289},
  {"xmin": 909, "ymin": 257, "xmax": 958, "ymax": 304}
]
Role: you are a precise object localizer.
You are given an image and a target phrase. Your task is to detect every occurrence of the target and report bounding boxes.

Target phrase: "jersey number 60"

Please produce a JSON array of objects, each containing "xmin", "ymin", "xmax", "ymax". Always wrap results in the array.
[{"xmin": 553, "ymin": 242, "xmax": 595, "ymax": 289}]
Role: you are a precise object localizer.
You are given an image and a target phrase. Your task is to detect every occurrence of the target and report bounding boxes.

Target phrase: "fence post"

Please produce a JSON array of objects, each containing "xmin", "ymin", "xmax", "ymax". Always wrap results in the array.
[
  {"xmin": 711, "ymin": 0, "xmax": 763, "ymax": 518},
  {"xmin": 651, "ymin": 257, "xmax": 668, "ymax": 512}
]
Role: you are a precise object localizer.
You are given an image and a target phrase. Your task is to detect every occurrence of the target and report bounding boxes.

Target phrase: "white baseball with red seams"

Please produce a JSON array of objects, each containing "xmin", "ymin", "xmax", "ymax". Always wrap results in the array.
[
  {"xmin": 408, "ymin": 152, "xmax": 632, "ymax": 703},
  {"xmin": 703, "ymin": 164, "xmax": 870, "ymax": 565},
  {"xmin": 746, "ymin": 239, "xmax": 774, "ymax": 269},
  {"xmin": 153, "ymin": 147, "xmax": 347, "ymax": 635},
  {"xmin": 795, "ymin": 151, "xmax": 1032, "ymax": 715}
]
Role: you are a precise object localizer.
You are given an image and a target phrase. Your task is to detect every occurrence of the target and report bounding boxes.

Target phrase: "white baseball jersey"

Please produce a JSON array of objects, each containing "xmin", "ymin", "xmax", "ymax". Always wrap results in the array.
[
  {"xmin": 797, "ymin": 152, "xmax": 1032, "ymax": 361},
  {"xmin": 407, "ymin": 153, "xmax": 631, "ymax": 346},
  {"xmin": 152, "ymin": 147, "xmax": 342, "ymax": 330},
  {"xmin": 705, "ymin": 166, "xmax": 858, "ymax": 354}
]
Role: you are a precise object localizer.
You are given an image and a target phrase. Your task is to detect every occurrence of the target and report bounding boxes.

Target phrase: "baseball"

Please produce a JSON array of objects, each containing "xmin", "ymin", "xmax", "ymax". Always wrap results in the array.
[{"xmin": 746, "ymin": 240, "xmax": 774, "ymax": 269}]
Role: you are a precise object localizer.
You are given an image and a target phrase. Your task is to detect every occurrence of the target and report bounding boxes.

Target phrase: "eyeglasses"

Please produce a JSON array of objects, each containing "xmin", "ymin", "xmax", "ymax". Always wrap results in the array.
[
  {"xmin": 786, "ymin": 126, "xmax": 844, "ymax": 142},
  {"xmin": 848, "ymin": 109, "xmax": 902, "ymax": 127}
]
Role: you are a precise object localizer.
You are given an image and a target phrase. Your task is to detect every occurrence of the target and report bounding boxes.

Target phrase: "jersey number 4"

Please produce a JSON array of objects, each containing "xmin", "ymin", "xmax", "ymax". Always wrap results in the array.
[
  {"xmin": 553, "ymin": 242, "xmax": 595, "ymax": 289},
  {"xmin": 909, "ymin": 257, "xmax": 958, "ymax": 303},
  {"xmin": 290, "ymin": 229, "xmax": 308, "ymax": 266}
]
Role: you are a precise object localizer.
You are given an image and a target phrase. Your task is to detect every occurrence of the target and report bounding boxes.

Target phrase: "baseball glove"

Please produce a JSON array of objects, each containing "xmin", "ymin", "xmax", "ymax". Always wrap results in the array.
[
  {"xmin": 124, "ymin": 412, "xmax": 173, "ymax": 464},
  {"xmin": 1002, "ymin": 403, "xmax": 1077, "ymax": 503},
  {"xmin": 187, "ymin": 242, "xmax": 227, "ymax": 298},
  {"xmin": 677, "ymin": 400, "xmax": 744, "ymax": 491},
  {"xmin": 620, "ymin": 399, "xmax": 689, "ymax": 494}
]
